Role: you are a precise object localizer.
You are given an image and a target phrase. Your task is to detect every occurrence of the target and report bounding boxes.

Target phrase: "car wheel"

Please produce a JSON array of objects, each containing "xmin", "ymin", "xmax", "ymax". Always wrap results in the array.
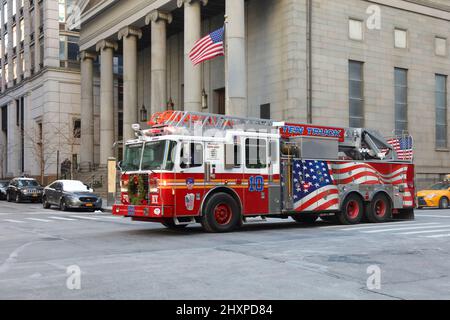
[
  {"xmin": 201, "ymin": 193, "xmax": 241, "ymax": 233},
  {"xmin": 60, "ymin": 199, "xmax": 68, "ymax": 212},
  {"xmin": 439, "ymin": 197, "xmax": 449, "ymax": 209},
  {"xmin": 6, "ymin": 192, "xmax": 11, "ymax": 202},
  {"xmin": 365, "ymin": 193, "xmax": 393, "ymax": 223},
  {"xmin": 337, "ymin": 194, "xmax": 364, "ymax": 225},
  {"xmin": 43, "ymin": 197, "xmax": 51, "ymax": 209}
]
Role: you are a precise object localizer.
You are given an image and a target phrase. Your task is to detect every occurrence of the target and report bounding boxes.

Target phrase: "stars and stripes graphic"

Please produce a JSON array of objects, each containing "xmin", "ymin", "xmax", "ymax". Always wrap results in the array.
[
  {"xmin": 292, "ymin": 160, "xmax": 340, "ymax": 212},
  {"xmin": 189, "ymin": 26, "xmax": 225, "ymax": 65},
  {"xmin": 331, "ymin": 162, "xmax": 414, "ymax": 207},
  {"xmin": 386, "ymin": 136, "xmax": 414, "ymax": 161}
]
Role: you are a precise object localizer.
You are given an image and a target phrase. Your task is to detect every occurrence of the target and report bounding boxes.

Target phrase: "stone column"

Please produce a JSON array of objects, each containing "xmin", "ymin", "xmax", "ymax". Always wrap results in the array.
[
  {"xmin": 225, "ymin": 0, "xmax": 247, "ymax": 116},
  {"xmin": 79, "ymin": 51, "xmax": 96, "ymax": 172},
  {"xmin": 96, "ymin": 40, "xmax": 118, "ymax": 167},
  {"xmin": 177, "ymin": 0, "xmax": 208, "ymax": 111},
  {"xmin": 118, "ymin": 27, "xmax": 142, "ymax": 143},
  {"xmin": 146, "ymin": 10, "xmax": 172, "ymax": 114}
]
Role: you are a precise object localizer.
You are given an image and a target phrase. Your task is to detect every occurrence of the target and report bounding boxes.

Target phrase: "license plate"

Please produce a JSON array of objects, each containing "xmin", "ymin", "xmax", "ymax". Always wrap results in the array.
[{"xmin": 85, "ymin": 203, "xmax": 94, "ymax": 207}]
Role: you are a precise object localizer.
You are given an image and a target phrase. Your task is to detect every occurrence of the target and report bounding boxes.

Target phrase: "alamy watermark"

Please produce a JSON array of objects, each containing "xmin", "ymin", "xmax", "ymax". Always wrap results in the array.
[
  {"xmin": 66, "ymin": 265, "xmax": 82, "ymax": 290},
  {"xmin": 366, "ymin": 265, "xmax": 381, "ymax": 290}
]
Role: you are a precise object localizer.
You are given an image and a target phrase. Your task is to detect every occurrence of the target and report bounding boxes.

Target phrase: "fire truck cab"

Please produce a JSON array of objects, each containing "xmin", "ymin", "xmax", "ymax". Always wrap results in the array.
[{"xmin": 113, "ymin": 111, "xmax": 415, "ymax": 233}]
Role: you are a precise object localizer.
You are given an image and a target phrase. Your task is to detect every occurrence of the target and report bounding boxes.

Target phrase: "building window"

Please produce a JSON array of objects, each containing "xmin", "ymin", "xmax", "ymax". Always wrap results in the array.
[
  {"xmin": 73, "ymin": 119, "xmax": 81, "ymax": 138},
  {"xmin": 435, "ymin": 37, "xmax": 447, "ymax": 56},
  {"xmin": 395, "ymin": 68, "xmax": 408, "ymax": 133},
  {"xmin": 12, "ymin": 25, "xmax": 17, "ymax": 48},
  {"xmin": 59, "ymin": 35, "xmax": 79, "ymax": 68},
  {"xmin": 19, "ymin": 19, "xmax": 24, "ymax": 42},
  {"xmin": 260, "ymin": 104, "xmax": 271, "ymax": 120},
  {"xmin": 394, "ymin": 28, "xmax": 408, "ymax": 49},
  {"xmin": 3, "ymin": 3, "xmax": 7, "ymax": 24},
  {"xmin": 349, "ymin": 19, "xmax": 363, "ymax": 41},
  {"xmin": 436, "ymin": 75, "xmax": 447, "ymax": 149},
  {"xmin": 13, "ymin": 58, "xmax": 17, "ymax": 80},
  {"xmin": 12, "ymin": 0, "xmax": 16, "ymax": 16},
  {"xmin": 349, "ymin": 61, "xmax": 364, "ymax": 127}
]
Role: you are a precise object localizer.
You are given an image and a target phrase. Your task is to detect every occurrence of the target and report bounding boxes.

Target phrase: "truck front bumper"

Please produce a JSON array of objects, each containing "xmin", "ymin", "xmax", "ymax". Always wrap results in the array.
[{"xmin": 112, "ymin": 204, "xmax": 174, "ymax": 218}]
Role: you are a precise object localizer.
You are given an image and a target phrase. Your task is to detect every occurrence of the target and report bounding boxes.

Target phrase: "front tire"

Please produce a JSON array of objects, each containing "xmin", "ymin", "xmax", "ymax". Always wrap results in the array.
[
  {"xmin": 60, "ymin": 199, "xmax": 68, "ymax": 212},
  {"xmin": 337, "ymin": 194, "xmax": 364, "ymax": 225},
  {"xmin": 201, "ymin": 193, "xmax": 241, "ymax": 233},
  {"xmin": 439, "ymin": 197, "xmax": 449, "ymax": 209},
  {"xmin": 43, "ymin": 197, "xmax": 51, "ymax": 209},
  {"xmin": 365, "ymin": 193, "xmax": 392, "ymax": 223},
  {"xmin": 6, "ymin": 192, "xmax": 11, "ymax": 202}
]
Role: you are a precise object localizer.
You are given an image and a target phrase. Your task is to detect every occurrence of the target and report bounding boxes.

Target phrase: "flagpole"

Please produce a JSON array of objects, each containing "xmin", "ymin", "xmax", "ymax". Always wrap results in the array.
[{"xmin": 224, "ymin": 15, "xmax": 228, "ymax": 115}]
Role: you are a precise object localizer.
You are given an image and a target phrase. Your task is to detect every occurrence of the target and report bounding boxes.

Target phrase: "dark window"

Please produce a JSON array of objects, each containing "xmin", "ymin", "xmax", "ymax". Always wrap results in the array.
[
  {"xmin": 436, "ymin": 74, "xmax": 448, "ymax": 148},
  {"xmin": 260, "ymin": 104, "xmax": 271, "ymax": 120},
  {"xmin": 1, "ymin": 106, "xmax": 7, "ymax": 132},
  {"xmin": 16, "ymin": 100, "xmax": 20, "ymax": 126},
  {"xmin": 73, "ymin": 119, "xmax": 81, "ymax": 138},
  {"xmin": 395, "ymin": 68, "xmax": 408, "ymax": 133},
  {"xmin": 349, "ymin": 61, "xmax": 364, "ymax": 127},
  {"xmin": 245, "ymin": 138, "xmax": 267, "ymax": 169}
]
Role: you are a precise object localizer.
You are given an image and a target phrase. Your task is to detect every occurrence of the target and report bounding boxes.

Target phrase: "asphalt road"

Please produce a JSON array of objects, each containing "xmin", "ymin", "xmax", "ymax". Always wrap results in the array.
[{"xmin": 0, "ymin": 201, "xmax": 449, "ymax": 300}]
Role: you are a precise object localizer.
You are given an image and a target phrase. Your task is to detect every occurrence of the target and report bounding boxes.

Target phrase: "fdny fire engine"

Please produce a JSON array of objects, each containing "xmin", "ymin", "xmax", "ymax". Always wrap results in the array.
[{"xmin": 112, "ymin": 111, "xmax": 415, "ymax": 232}]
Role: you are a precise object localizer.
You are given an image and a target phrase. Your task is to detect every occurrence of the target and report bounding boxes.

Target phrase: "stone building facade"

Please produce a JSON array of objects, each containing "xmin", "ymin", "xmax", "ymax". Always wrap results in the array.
[
  {"xmin": 0, "ymin": 0, "xmax": 80, "ymax": 183},
  {"xmin": 74, "ymin": 0, "xmax": 450, "ymax": 188}
]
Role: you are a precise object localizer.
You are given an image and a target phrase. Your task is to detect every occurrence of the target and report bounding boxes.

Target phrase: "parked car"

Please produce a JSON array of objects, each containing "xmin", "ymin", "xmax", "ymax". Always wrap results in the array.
[
  {"xmin": 0, "ymin": 180, "xmax": 10, "ymax": 200},
  {"xmin": 6, "ymin": 178, "xmax": 44, "ymax": 203},
  {"xmin": 43, "ymin": 180, "xmax": 102, "ymax": 212},
  {"xmin": 417, "ymin": 181, "xmax": 450, "ymax": 209}
]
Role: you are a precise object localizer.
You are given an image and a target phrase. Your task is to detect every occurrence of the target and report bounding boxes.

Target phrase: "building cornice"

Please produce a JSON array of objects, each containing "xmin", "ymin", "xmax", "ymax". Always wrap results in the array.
[{"xmin": 367, "ymin": 0, "xmax": 450, "ymax": 20}]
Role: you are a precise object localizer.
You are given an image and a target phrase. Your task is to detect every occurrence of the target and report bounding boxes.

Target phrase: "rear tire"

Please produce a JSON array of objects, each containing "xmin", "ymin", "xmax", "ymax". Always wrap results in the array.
[
  {"xmin": 365, "ymin": 193, "xmax": 392, "ymax": 223},
  {"xmin": 292, "ymin": 214, "xmax": 319, "ymax": 224},
  {"xmin": 201, "ymin": 193, "xmax": 241, "ymax": 233},
  {"xmin": 439, "ymin": 197, "xmax": 449, "ymax": 209},
  {"xmin": 337, "ymin": 194, "xmax": 364, "ymax": 225}
]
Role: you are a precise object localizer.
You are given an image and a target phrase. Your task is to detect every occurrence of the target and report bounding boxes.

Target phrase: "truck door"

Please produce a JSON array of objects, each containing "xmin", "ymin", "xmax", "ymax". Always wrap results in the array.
[
  {"xmin": 268, "ymin": 139, "xmax": 281, "ymax": 214},
  {"xmin": 174, "ymin": 141, "xmax": 205, "ymax": 217}
]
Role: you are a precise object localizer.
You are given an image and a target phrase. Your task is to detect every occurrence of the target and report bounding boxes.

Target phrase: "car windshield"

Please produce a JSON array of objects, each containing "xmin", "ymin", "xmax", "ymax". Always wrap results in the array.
[
  {"xmin": 428, "ymin": 182, "xmax": 450, "ymax": 190},
  {"xmin": 18, "ymin": 180, "xmax": 39, "ymax": 187},
  {"xmin": 63, "ymin": 181, "xmax": 91, "ymax": 192},
  {"xmin": 122, "ymin": 143, "xmax": 144, "ymax": 171},
  {"xmin": 141, "ymin": 140, "xmax": 177, "ymax": 171}
]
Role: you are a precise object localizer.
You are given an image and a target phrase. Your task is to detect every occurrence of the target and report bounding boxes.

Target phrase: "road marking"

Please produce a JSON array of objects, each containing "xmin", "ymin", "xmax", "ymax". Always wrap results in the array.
[
  {"xmin": 397, "ymin": 227, "xmax": 450, "ymax": 235},
  {"xmin": 70, "ymin": 215, "xmax": 100, "ymax": 221},
  {"xmin": 3, "ymin": 219, "xmax": 26, "ymax": 223},
  {"xmin": 362, "ymin": 224, "xmax": 450, "ymax": 233},
  {"xmin": 100, "ymin": 216, "xmax": 124, "ymax": 220},
  {"xmin": 415, "ymin": 214, "xmax": 450, "ymax": 218},
  {"xmin": 425, "ymin": 233, "xmax": 450, "ymax": 238},
  {"xmin": 26, "ymin": 218, "xmax": 53, "ymax": 223},
  {"xmin": 340, "ymin": 222, "xmax": 436, "ymax": 231},
  {"xmin": 48, "ymin": 216, "xmax": 77, "ymax": 221}
]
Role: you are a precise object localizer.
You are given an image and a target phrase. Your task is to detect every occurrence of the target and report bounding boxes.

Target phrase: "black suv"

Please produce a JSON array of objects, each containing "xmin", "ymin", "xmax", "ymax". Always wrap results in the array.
[{"xmin": 6, "ymin": 178, "xmax": 44, "ymax": 203}]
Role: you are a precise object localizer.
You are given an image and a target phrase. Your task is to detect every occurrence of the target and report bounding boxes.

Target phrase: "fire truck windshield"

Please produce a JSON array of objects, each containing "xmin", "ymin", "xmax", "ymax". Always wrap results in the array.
[{"xmin": 122, "ymin": 140, "xmax": 177, "ymax": 172}]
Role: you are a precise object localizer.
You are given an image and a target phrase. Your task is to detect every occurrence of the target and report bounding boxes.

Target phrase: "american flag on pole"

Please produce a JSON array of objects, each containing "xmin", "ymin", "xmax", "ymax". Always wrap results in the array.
[
  {"xmin": 189, "ymin": 26, "xmax": 225, "ymax": 65},
  {"xmin": 386, "ymin": 136, "xmax": 413, "ymax": 161},
  {"xmin": 292, "ymin": 160, "xmax": 340, "ymax": 211}
]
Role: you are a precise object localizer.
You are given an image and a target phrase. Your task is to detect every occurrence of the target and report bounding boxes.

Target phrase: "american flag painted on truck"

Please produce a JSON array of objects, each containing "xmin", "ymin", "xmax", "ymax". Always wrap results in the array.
[
  {"xmin": 331, "ymin": 162, "xmax": 414, "ymax": 208},
  {"xmin": 287, "ymin": 160, "xmax": 415, "ymax": 212}
]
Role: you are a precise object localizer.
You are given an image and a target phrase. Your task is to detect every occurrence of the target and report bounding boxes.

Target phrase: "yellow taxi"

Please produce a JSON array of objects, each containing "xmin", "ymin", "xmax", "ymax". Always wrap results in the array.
[{"xmin": 417, "ymin": 179, "xmax": 450, "ymax": 209}]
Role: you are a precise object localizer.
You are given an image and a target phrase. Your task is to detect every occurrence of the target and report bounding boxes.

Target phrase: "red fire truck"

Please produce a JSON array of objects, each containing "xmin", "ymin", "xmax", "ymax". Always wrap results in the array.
[{"xmin": 112, "ymin": 111, "xmax": 415, "ymax": 232}]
